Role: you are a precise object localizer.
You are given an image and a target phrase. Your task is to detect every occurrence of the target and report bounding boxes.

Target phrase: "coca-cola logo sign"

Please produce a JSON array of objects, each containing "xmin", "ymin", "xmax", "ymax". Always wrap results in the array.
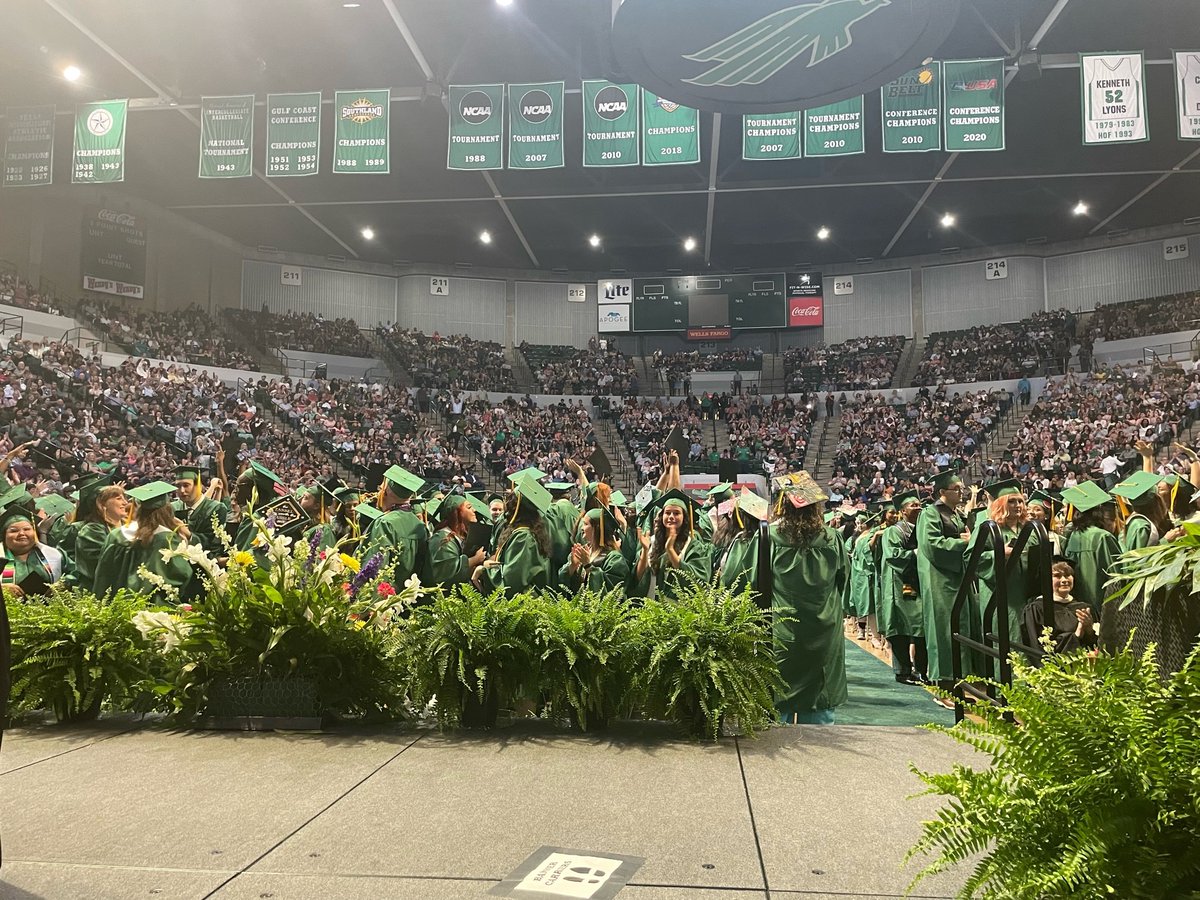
[
  {"xmin": 97, "ymin": 208, "xmax": 138, "ymax": 227},
  {"xmin": 788, "ymin": 298, "xmax": 823, "ymax": 327}
]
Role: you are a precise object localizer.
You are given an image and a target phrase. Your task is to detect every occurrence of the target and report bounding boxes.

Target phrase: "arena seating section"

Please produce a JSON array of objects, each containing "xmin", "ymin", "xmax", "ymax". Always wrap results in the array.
[
  {"xmin": 911, "ymin": 309, "xmax": 1075, "ymax": 386},
  {"xmin": 784, "ymin": 336, "xmax": 905, "ymax": 392}
]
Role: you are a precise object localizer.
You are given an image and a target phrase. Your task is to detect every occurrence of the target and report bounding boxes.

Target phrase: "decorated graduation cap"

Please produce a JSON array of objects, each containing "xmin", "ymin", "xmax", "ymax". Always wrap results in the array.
[
  {"xmin": 775, "ymin": 471, "xmax": 828, "ymax": 511},
  {"xmin": 1111, "ymin": 471, "xmax": 1163, "ymax": 504},
  {"xmin": 733, "ymin": 489, "xmax": 769, "ymax": 524},
  {"xmin": 35, "ymin": 494, "xmax": 75, "ymax": 518},
  {"xmin": 506, "ymin": 466, "xmax": 547, "ymax": 484},
  {"xmin": 983, "ymin": 478, "xmax": 1023, "ymax": 498},
  {"xmin": 633, "ymin": 484, "xmax": 659, "ymax": 514},
  {"xmin": 583, "ymin": 506, "xmax": 621, "ymax": 545},
  {"xmin": 931, "ymin": 469, "xmax": 964, "ymax": 492},
  {"xmin": 126, "ymin": 481, "xmax": 178, "ymax": 514},
  {"xmin": 1061, "ymin": 480, "xmax": 1113, "ymax": 515},
  {"xmin": 510, "ymin": 473, "xmax": 553, "ymax": 517},
  {"xmin": 354, "ymin": 501, "xmax": 384, "ymax": 523},
  {"xmin": 382, "ymin": 464, "xmax": 425, "ymax": 498}
]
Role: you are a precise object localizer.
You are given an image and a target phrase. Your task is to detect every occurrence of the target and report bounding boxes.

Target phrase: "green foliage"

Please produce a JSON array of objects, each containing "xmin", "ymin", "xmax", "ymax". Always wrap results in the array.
[
  {"xmin": 1107, "ymin": 520, "xmax": 1200, "ymax": 609},
  {"xmin": 633, "ymin": 577, "xmax": 783, "ymax": 739},
  {"xmin": 8, "ymin": 588, "xmax": 164, "ymax": 721},
  {"xmin": 907, "ymin": 646, "xmax": 1200, "ymax": 899}
]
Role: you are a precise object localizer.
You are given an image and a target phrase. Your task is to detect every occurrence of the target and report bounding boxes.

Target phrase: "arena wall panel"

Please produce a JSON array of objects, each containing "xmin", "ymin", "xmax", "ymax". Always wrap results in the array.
[
  {"xmin": 1045, "ymin": 237, "xmax": 1200, "ymax": 312},
  {"xmin": 923, "ymin": 257, "xmax": 1045, "ymax": 334},
  {"xmin": 240, "ymin": 259, "xmax": 397, "ymax": 327},
  {"xmin": 396, "ymin": 274, "xmax": 505, "ymax": 343},
  {"xmin": 514, "ymin": 281, "xmax": 596, "ymax": 349},
  {"xmin": 819, "ymin": 268, "xmax": 913, "ymax": 343}
]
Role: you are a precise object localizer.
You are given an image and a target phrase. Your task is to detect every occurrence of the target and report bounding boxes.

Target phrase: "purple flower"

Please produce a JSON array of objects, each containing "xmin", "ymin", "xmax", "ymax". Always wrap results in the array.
[
  {"xmin": 350, "ymin": 552, "xmax": 382, "ymax": 593},
  {"xmin": 306, "ymin": 528, "xmax": 323, "ymax": 569}
]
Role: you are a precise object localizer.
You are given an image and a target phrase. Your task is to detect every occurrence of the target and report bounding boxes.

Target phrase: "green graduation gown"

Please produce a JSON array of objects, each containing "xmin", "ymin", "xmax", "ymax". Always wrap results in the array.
[
  {"xmin": 183, "ymin": 497, "xmax": 229, "ymax": 555},
  {"xmin": 717, "ymin": 531, "xmax": 758, "ymax": 594},
  {"xmin": 880, "ymin": 521, "xmax": 924, "ymax": 639},
  {"xmin": 481, "ymin": 527, "xmax": 549, "ymax": 594},
  {"xmin": 429, "ymin": 527, "xmax": 473, "ymax": 589},
  {"xmin": 92, "ymin": 524, "xmax": 195, "ymax": 602},
  {"xmin": 969, "ymin": 521, "xmax": 1033, "ymax": 668},
  {"xmin": 559, "ymin": 549, "xmax": 630, "ymax": 594},
  {"xmin": 917, "ymin": 501, "xmax": 970, "ymax": 684},
  {"xmin": 545, "ymin": 498, "xmax": 579, "ymax": 588},
  {"xmin": 652, "ymin": 535, "xmax": 713, "ymax": 599},
  {"xmin": 302, "ymin": 522, "xmax": 338, "ymax": 552},
  {"xmin": 70, "ymin": 521, "xmax": 113, "ymax": 592},
  {"xmin": 366, "ymin": 507, "xmax": 430, "ymax": 584},
  {"xmin": 1064, "ymin": 525, "xmax": 1121, "ymax": 615},
  {"xmin": 848, "ymin": 529, "xmax": 877, "ymax": 618},
  {"xmin": 3, "ymin": 544, "xmax": 70, "ymax": 593},
  {"xmin": 1120, "ymin": 514, "xmax": 1156, "ymax": 553}
]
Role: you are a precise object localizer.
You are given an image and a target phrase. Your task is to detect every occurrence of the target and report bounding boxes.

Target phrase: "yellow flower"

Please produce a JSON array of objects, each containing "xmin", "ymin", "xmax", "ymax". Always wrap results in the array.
[
  {"xmin": 339, "ymin": 553, "xmax": 361, "ymax": 573},
  {"xmin": 232, "ymin": 550, "xmax": 255, "ymax": 567}
]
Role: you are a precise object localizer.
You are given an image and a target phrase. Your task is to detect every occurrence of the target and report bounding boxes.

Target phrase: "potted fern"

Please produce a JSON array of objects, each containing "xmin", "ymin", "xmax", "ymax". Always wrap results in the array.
[{"xmin": 908, "ymin": 646, "xmax": 1200, "ymax": 899}]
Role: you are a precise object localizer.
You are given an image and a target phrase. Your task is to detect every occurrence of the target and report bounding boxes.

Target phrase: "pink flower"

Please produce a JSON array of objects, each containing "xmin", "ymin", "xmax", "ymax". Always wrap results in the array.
[
  {"xmin": 378, "ymin": 582, "xmax": 396, "ymax": 597},
  {"xmin": 180, "ymin": 604, "xmax": 193, "ymax": 612}
]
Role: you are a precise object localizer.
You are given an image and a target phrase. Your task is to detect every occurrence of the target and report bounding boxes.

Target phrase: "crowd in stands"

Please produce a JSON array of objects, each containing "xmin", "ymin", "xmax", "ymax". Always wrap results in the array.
[
  {"xmin": 225, "ymin": 308, "xmax": 372, "ymax": 358},
  {"xmin": 826, "ymin": 387, "xmax": 1009, "ymax": 500},
  {"xmin": 1000, "ymin": 362, "xmax": 1198, "ymax": 488},
  {"xmin": 723, "ymin": 394, "xmax": 813, "ymax": 477},
  {"xmin": 652, "ymin": 347, "xmax": 763, "ymax": 373},
  {"xmin": 783, "ymin": 336, "xmax": 905, "ymax": 392},
  {"xmin": 0, "ymin": 272, "xmax": 61, "ymax": 315},
  {"xmin": 378, "ymin": 326, "xmax": 514, "ymax": 392},
  {"xmin": 912, "ymin": 309, "xmax": 1075, "ymax": 386},
  {"xmin": 1087, "ymin": 292, "xmax": 1200, "ymax": 343},
  {"xmin": 79, "ymin": 298, "xmax": 258, "ymax": 370},
  {"xmin": 458, "ymin": 395, "xmax": 598, "ymax": 483},
  {"xmin": 520, "ymin": 338, "xmax": 639, "ymax": 396},
  {"xmin": 615, "ymin": 394, "xmax": 730, "ymax": 483}
]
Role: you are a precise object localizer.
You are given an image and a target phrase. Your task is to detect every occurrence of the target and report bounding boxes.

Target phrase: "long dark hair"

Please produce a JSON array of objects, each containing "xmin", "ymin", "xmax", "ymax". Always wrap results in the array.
[
  {"xmin": 496, "ymin": 494, "xmax": 550, "ymax": 557},
  {"xmin": 774, "ymin": 501, "xmax": 824, "ymax": 548},
  {"xmin": 650, "ymin": 504, "xmax": 693, "ymax": 570},
  {"xmin": 1129, "ymin": 492, "xmax": 1171, "ymax": 536},
  {"xmin": 1073, "ymin": 503, "xmax": 1116, "ymax": 534}
]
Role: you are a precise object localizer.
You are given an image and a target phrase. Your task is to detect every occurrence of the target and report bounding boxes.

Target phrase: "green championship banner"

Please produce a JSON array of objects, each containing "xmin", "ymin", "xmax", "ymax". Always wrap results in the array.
[
  {"xmin": 266, "ymin": 92, "xmax": 321, "ymax": 176},
  {"xmin": 944, "ymin": 59, "xmax": 1005, "ymax": 151},
  {"xmin": 448, "ymin": 84, "xmax": 504, "ymax": 171},
  {"xmin": 880, "ymin": 63, "xmax": 941, "ymax": 152},
  {"xmin": 1176, "ymin": 51, "xmax": 1200, "ymax": 140},
  {"xmin": 333, "ymin": 89, "xmax": 389, "ymax": 173},
  {"xmin": 742, "ymin": 112, "xmax": 800, "ymax": 160},
  {"xmin": 199, "ymin": 95, "xmax": 254, "ymax": 178},
  {"xmin": 803, "ymin": 96, "xmax": 864, "ymax": 157},
  {"xmin": 72, "ymin": 100, "xmax": 127, "ymax": 184},
  {"xmin": 641, "ymin": 89, "xmax": 699, "ymax": 165},
  {"xmin": 1080, "ymin": 52, "xmax": 1148, "ymax": 145},
  {"xmin": 3, "ymin": 105, "xmax": 55, "ymax": 187},
  {"xmin": 582, "ymin": 81, "xmax": 639, "ymax": 167},
  {"xmin": 507, "ymin": 82, "xmax": 564, "ymax": 169}
]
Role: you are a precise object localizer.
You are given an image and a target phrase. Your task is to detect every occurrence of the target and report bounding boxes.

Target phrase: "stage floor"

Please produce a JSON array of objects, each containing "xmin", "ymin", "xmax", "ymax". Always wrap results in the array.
[{"xmin": 0, "ymin": 714, "xmax": 974, "ymax": 900}]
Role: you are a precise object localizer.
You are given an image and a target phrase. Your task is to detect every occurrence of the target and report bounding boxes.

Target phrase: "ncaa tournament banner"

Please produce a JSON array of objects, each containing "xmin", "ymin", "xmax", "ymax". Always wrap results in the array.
[
  {"xmin": 943, "ymin": 59, "xmax": 1005, "ymax": 151},
  {"xmin": 507, "ymin": 82, "xmax": 564, "ymax": 169},
  {"xmin": 640, "ymin": 89, "xmax": 699, "ymax": 165},
  {"xmin": 787, "ymin": 272, "xmax": 823, "ymax": 328},
  {"xmin": 81, "ymin": 207, "xmax": 146, "ymax": 300},
  {"xmin": 3, "ymin": 105, "xmax": 55, "ymax": 187},
  {"xmin": 72, "ymin": 99, "xmax": 127, "ymax": 184},
  {"xmin": 266, "ymin": 92, "xmax": 321, "ymax": 176},
  {"xmin": 742, "ymin": 112, "xmax": 800, "ymax": 160},
  {"xmin": 333, "ymin": 89, "xmax": 389, "ymax": 173},
  {"xmin": 199, "ymin": 95, "xmax": 254, "ymax": 178},
  {"xmin": 582, "ymin": 80, "xmax": 640, "ymax": 167},
  {"xmin": 1174, "ymin": 51, "xmax": 1200, "ymax": 140},
  {"xmin": 880, "ymin": 63, "xmax": 941, "ymax": 152},
  {"xmin": 803, "ymin": 96, "xmax": 864, "ymax": 157},
  {"xmin": 1080, "ymin": 52, "xmax": 1148, "ymax": 145},
  {"xmin": 448, "ymin": 84, "xmax": 504, "ymax": 170}
]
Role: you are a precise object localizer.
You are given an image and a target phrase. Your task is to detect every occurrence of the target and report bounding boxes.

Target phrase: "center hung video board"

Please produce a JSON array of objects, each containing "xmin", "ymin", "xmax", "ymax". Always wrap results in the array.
[{"xmin": 613, "ymin": 272, "xmax": 823, "ymax": 334}]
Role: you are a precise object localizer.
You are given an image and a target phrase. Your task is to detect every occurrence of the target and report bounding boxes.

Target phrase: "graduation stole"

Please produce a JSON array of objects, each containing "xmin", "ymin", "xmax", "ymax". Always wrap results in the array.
[{"xmin": 2, "ymin": 546, "xmax": 52, "ymax": 586}]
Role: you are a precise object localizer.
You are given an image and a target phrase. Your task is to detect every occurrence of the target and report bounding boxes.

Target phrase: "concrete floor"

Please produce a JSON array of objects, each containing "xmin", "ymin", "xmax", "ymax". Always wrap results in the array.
[{"xmin": 0, "ymin": 718, "xmax": 973, "ymax": 899}]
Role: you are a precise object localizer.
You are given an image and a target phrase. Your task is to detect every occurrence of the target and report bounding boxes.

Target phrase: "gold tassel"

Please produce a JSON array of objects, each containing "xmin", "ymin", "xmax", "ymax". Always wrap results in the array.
[{"xmin": 509, "ymin": 491, "xmax": 522, "ymax": 526}]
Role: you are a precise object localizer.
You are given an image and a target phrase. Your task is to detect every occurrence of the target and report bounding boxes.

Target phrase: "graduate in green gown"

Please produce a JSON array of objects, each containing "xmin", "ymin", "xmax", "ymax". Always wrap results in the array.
[
  {"xmin": 917, "ymin": 470, "xmax": 974, "ymax": 690},
  {"xmin": 763, "ymin": 472, "xmax": 847, "ymax": 724},
  {"xmin": 1, "ymin": 490, "xmax": 71, "ymax": 598},
  {"xmin": 706, "ymin": 483, "xmax": 737, "ymax": 574},
  {"xmin": 560, "ymin": 507, "xmax": 630, "ymax": 594},
  {"xmin": 847, "ymin": 514, "xmax": 878, "ymax": 637},
  {"xmin": 1111, "ymin": 471, "xmax": 1169, "ymax": 552},
  {"xmin": 880, "ymin": 490, "xmax": 928, "ymax": 684},
  {"xmin": 50, "ymin": 472, "xmax": 109, "ymax": 560},
  {"xmin": 232, "ymin": 461, "xmax": 291, "ymax": 551},
  {"xmin": 300, "ymin": 477, "xmax": 346, "ymax": 552},
  {"xmin": 543, "ymin": 481, "xmax": 580, "ymax": 589},
  {"xmin": 428, "ymin": 493, "xmax": 490, "ymax": 589},
  {"xmin": 366, "ymin": 465, "xmax": 431, "ymax": 583},
  {"xmin": 715, "ymin": 490, "xmax": 768, "ymax": 594},
  {"xmin": 67, "ymin": 483, "xmax": 128, "ymax": 593},
  {"xmin": 93, "ymin": 482, "xmax": 196, "ymax": 602},
  {"xmin": 1062, "ymin": 481, "xmax": 1121, "ymax": 616},
  {"xmin": 634, "ymin": 489, "xmax": 713, "ymax": 599},
  {"xmin": 476, "ymin": 474, "xmax": 552, "ymax": 594},
  {"xmin": 173, "ymin": 465, "xmax": 229, "ymax": 556}
]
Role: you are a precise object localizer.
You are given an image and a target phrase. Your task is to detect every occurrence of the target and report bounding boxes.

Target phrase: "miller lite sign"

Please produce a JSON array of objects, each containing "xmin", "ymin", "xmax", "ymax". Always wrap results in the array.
[
  {"xmin": 599, "ymin": 279, "xmax": 633, "ymax": 302},
  {"xmin": 787, "ymin": 272, "xmax": 824, "ymax": 327}
]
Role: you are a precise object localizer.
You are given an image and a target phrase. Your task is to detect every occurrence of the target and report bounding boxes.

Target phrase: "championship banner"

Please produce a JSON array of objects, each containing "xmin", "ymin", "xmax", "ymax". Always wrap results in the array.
[
  {"xmin": 333, "ymin": 89, "xmax": 389, "ymax": 173},
  {"xmin": 507, "ymin": 82, "xmax": 564, "ymax": 169},
  {"xmin": 448, "ymin": 84, "xmax": 504, "ymax": 171},
  {"xmin": 266, "ymin": 92, "xmax": 321, "ymax": 176},
  {"xmin": 803, "ymin": 96, "xmax": 864, "ymax": 157},
  {"xmin": 72, "ymin": 100, "xmax": 127, "ymax": 184},
  {"xmin": 81, "ymin": 207, "xmax": 146, "ymax": 300},
  {"xmin": 199, "ymin": 95, "xmax": 254, "ymax": 178},
  {"xmin": 1174, "ymin": 51, "xmax": 1200, "ymax": 140},
  {"xmin": 880, "ymin": 63, "xmax": 941, "ymax": 152},
  {"xmin": 581, "ymin": 81, "xmax": 639, "ymax": 167},
  {"xmin": 742, "ymin": 112, "xmax": 800, "ymax": 160},
  {"xmin": 943, "ymin": 59, "xmax": 1005, "ymax": 151},
  {"xmin": 3, "ymin": 106, "xmax": 55, "ymax": 187},
  {"xmin": 641, "ymin": 89, "xmax": 700, "ymax": 165},
  {"xmin": 1080, "ymin": 52, "xmax": 1148, "ymax": 145}
]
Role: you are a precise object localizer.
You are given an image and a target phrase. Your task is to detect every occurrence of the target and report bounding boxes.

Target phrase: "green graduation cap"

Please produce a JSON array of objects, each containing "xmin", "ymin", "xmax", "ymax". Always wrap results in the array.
[
  {"xmin": 334, "ymin": 486, "xmax": 361, "ymax": 505},
  {"xmin": 778, "ymin": 471, "xmax": 828, "ymax": 509},
  {"xmin": 1110, "ymin": 471, "xmax": 1163, "ymax": 504},
  {"xmin": 545, "ymin": 481, "xmax": 575, "ymax": 494},
  {"xmin": 506, "ymin": 466, "xmax": 548, "ymax": 484},
  {"xmin": 1062, "ymin": 480, "xmax": 1113, "ymax": 514},
  {"xmin": 126, "ymin": 481, "xmax": 178, "ymax": 513},
  {"xmin": 633, "ymin": 485, "xmax": 657, "ymax": 514},
  {"xmin": 382, "ymin": 464, "xmax": 425, "ymax": 497},
  {"xmin": 512, "ymin": 473, "xmax": 553, "ymax": 515},
  {"xmin": 893, "ymin": 489, "xmax": 922, "ymax": 508},
  {"xmin": 423, "ymin": 496, "xmax": 445, "ymax": 520},
  {"xmin": 74, "ymin": 472, "xmax": 112, "ymax": 509},
  {"xmin": 35, "ymin": 494, "xmax": 76, "ymax": 518},
  {"xmin": 931, "ymin": 469, "xmax": 964, "ymax": 492},
  {"xmin": 0, "ymin": 488, "xmax": 36, "ymax": 527},
  {"xmin": 583, "ymin": 506, "xmax": 622, "ymax": 543},
  {"xmin": 1162, "ymin": 473, "xmax": 1197, "ymax": 507},
  {"xmin": 354, "ymin": 502, "xmax": 384, "ymax": 522},
  {"xmin": 823, "ymin": 510, "xmax": 838, "ymax": 524},
  {"xmin": 706, "ymin": 482, "xmax": 735, "ymax": 506},
  {"xmin": 1027, "ymin": 489, "xmax": 1055, "ymax": 508},
  {"xmin": 610, "ymin": 490, "xmax": 629, "ymax": 508},
  {"xmin": 983, "ymin": 478, "xmax": 1023, "ymax": 498},
  {"xmin": 734, "ymin": 489, "xmax": 769, "ymax": 522},
  {"xmin": 435, "ymin": 492, "xmax": 492, "ymax": 521},
  {"xmin": 243, "ymin": 460, "xmax": 286, "ymax": 497},
  {"xmin": 644, "ymin": 488, "xmax": 703, "ymax": 521},
  {"xmin": 175, "ymin": 464, "xmax": 204, "ymax": 483}
]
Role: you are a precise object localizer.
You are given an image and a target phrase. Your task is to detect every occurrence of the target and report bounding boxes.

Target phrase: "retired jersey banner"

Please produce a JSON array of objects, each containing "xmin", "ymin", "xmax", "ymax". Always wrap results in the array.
[
  {"xmin": 199, "ymin": 95, "xmax": 254, "ymax": 178},
  {"xmin": 3, "ymin": 106, "xmax": 55, "ymax": 187},
  {"xmin": 742, "ymin": 112, "xmax": 799, "ymax": 160},
  {"xmin": 582, "ymin": 81, "xmax": 639, "ymax": 167},
  {"xmin": 507, "ymin": 82, "xmax": 564, "ymax": 169},
  {"xmin": 72, "ymin": 100, "xmax": 126, "ymax": 183},
  {"xmin": 943, "ymin": 59, "xmax": 1005, "ymax": 151},
  {"xmin": 333, "ymin": 89, "xmax": 389, "ymax": 173},
  {"xmin": 641, "ymin": 89, "xmax": 699, "ymax": 165},
  {"xmin": 1174, "ymin": 51, "xmax": 1200, "ymax": 140},
  {"xmin": 266, "ymin": 92, "xmax": 321, "ymax": 176},
  {"xmin": 803, "ymin": 96, "xmax": 865, "ymax": 157},
  {"xmin": 448, "ymin": 84, "xmax": 504, "ymax": 171},
  {"xmin": 1080, "ymin": 53, "xmax": 1148, "ymax": 145},
  {"xmin": 881, "ymin": 63, "xmax": 941, "ymax": 153}
]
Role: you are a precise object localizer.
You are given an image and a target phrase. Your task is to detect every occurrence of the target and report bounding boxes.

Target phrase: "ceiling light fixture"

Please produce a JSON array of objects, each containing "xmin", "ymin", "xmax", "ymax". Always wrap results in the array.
[
  {"xmin": 496, "ymin": 0, "xmax": 514, "ymax": 6},
  {"xmin": 480, "ymin": 230, "xmax": 493, "ymax": 244},
  {"xmin": 817, "ymin": 226, "xmax": 830, "ymax": 240},
  {"xmin": 62, "ymin": 65, "xmax": 81, "ymax": 82},
  {"xmin": 360, "ymin": 227, "xmax": 375, "ymax": 240},
  {"xmin": 683, "ymin": 236, "xmax": 697, "ymax": 252},
  {"xmin": 342, "ymin": 3, "xmax": 361, "ymax": 7},
  {"xmin": 588, "ymin": 234, "xmax": 601, "ymax": 248},
  {"xmin": 940, "ymin": 213, "xmax": 956, "ymax": 228},
  {"xmin": 1073, "ymin": 201, "xmax": 1089, "ymax": 216}
]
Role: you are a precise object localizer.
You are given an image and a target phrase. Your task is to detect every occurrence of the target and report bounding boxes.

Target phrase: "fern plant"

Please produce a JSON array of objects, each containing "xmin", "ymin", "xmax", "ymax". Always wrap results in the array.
[
  {"xmin": 907, "ymin": 645, "xmax": 1200, "ymax": 899},
  {"xmin": 632, "ymin": 577, "xmax": 782, "ymax": 740},
  {"xmin": 7, "ymin": 588, "xmax": 165, "ymax": 722}
]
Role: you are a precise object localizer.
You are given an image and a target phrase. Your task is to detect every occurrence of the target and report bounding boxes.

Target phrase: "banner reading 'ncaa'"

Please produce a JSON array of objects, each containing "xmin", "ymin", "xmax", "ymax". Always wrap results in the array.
[
  {"xmin": 787, "ymin": 272, "xmax": 824, "ymax": 327},
  {"xmin": 943, "ymin": 59, "xmax": 1005, "ymax": 151},
  {"xmin": 199, "ymin": 95, "xmax": 254, "ymax": 178},
  {"xmin": 3, "ymin": 106, "xmax": 55, "ymax": 187},
  {"xmin": 507, "ymin": 82, "xmax": 564, "ymax": 169},
  {"xmin": 73, "ymin": 100, "xmax": 127, "ymax": 184},
  {"xmin": 881, "ymin": 63, "xmax": 942, "ymax": 152},
  {"xmin": 641, "ymin": 89, "xmax": 700, "ymax": 165},
  {"xmin": 333, "ymin": 89, "xmax": 389, "ymax": 173},
  {"xmin": 448, "ymin": 84, "xmax": 504, "ymax": 171},
  {"xmin": 582, "ymin": 81, "xmax": 640, "ymax": 167}
]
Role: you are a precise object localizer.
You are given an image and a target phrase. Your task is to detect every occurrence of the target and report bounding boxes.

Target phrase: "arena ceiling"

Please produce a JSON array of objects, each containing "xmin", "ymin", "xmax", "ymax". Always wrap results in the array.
[{"xmin": 2, "ymin": 0, "xmax": 1199, "ymax": 275}]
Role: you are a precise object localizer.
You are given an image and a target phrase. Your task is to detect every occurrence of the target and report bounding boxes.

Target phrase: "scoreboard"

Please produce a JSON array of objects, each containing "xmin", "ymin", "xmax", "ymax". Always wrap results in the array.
[{"xmin": 620, "ymin": 272, "xmax": 823, "ymax": 334}]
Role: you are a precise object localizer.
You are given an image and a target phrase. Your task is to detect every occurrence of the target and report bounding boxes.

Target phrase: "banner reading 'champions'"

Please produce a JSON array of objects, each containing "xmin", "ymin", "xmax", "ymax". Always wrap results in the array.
[
  {"xmin": 199, "ymin": 95, "xmax": 254, "ymax": 178},
  {"xmin": 581, "ymin": 81, "xmax": 640, "ymax": 167},
  {"xmin": 333, "ymin": 89, "xmax": 390, "ymax": 173},
  {"xmin": 266, "ymin": 92, "xmax": 321, "ymax": 176},
  {"xmin": 804, "ymin": 96, "xmax": 865, "ymax": 157},
  {"xmin": 2, "ymin": 106, "xmax": 55, "ymax": 187},
  {"xmin": 73, "ymin": 100, "xmax": 127, "ymax": 184},
  {"xmin": 943, "ymin": 59, "xmax": 1005, "ymax": 152},
  {"xmin": 448, "ymin": 84, "xmax": 504, "ymax": 171},
  {"xmin": 881, "ymin": 63, "xmax": 942, "ymax": 153},
  {"xmin": 742, "ymin": 113, "xmax": 799, "ymax": 161},
  {"xmin": 640, "ymin": 89, "xmax": 699, "ymax": 166}
]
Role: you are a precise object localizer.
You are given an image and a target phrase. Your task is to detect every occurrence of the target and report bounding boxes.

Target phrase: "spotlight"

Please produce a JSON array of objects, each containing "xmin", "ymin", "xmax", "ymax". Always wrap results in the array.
[
  {"xmin": 1073, "ymin": 201, "xmax": 1089, "ymax": 216},
  {"xmin": 940, "ymin": 213, "xmax": 956, "ymax": 228},
  {"xmin": 496, "ymin": 0, "xmax": 514, "ymax": 6},
  {"xmin": 480, "ymin": 230, "xmax": 493, "ymax": 244},
  {"xmin": 360, "ymin": 227, "xmax": 375, "ymax": 240},
  {"xmin": 817, "ymin": 226, "xmax": 830, "ymax": 240},
  {"xmin": 683, "ymin": 236, "xmax": 696, "ymax": 252},
  {"xmin": 342, "ymin": 3, "xmax": 361, "ymax": 7},
  {"xmin": 588, "ymin": 234, "xmax": 601, "ymax": 248},
  {"xmin": 62, "ymin": 65, "xmax": 81, "ymax": 82}
]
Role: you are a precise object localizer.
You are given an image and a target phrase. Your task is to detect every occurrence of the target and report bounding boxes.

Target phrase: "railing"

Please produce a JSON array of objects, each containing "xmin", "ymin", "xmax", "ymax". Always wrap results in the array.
[
  {"xmin": 1143, "ymin": 337, "xmax": 1200, "ymax": 366},
  {"xmin": 60, "ymin": 325, "xmax": 105, "ymax": 354},
  {"xmin": 0, "ymin": 313, "xmax": 23, "ymax": 343},
  {"xmin": 949, "ymin": 519, "xmax": 1055, "ymax": 722}
]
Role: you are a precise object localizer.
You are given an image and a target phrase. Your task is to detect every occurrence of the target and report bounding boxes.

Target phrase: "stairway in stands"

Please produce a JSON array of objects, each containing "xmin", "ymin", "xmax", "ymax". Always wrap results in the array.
[
  {"xmin": 366, "ymin": 331, "xmax": 409, "ymax": 386},
  {"xmin": 594, "ymin": 415, "xmax": 637, "ymax": 497},
  {"xmin": 759, "ymin": 354, "xmax": 785, "ymax": 393},
  {"xmin": 418, "ymin": 407, "xmax": 505, "ymax": 495},
  {"xmin": 631, "ymin": 355, "xmax": 655, "ymax": 394},
  {"xmin": 963, "ymin": 400, "xmax": 1032, "ymax": 482},
  {"xmin": 808, "ymin": 412, "xmax": 843, "ymax": 483},
  {"xmin": 892, "ymin": 336, "xmax": 926, "ymax": 389}
]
